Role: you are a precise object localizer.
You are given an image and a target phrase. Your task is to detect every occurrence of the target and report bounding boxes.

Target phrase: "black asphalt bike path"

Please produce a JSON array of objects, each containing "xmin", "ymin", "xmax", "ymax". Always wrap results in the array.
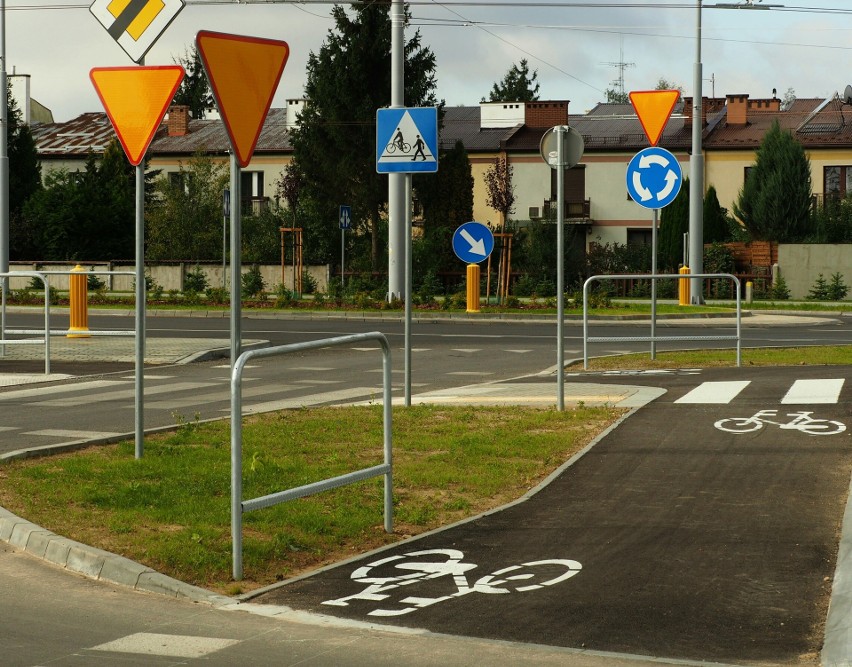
[{"xmin": 250, "ymin": 365, "xmax": 852, "ymax": 665}]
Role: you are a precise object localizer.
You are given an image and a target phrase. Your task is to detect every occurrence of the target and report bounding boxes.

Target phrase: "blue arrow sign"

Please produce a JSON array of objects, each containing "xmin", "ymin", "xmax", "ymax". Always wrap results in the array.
[
  {"xmin": 339, "ymin": 205, "xmax": 352, "ymax": 230},
  {"xmin": 452, "ymin": 222, "xmax": 494, "ymax": 264},
  {"xmin": 626, "ymin": 146, "xmax": 683, "ymax": 210},
  {"xmin": 376, "ymin": 107, "xmax": 438, "ymax": 174}
]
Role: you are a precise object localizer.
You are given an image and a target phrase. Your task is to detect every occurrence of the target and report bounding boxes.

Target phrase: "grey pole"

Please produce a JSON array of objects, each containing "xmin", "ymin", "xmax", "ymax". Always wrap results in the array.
[
  {"xmin": 404, "ymin": 174, "xmax": 412, "ymax": 406},
  {"xmin": 556, "ymin": 126, "xmax": 565, "ymax": 412},
  {"xmin": 689, "ymin": 0, "xmax": 705, "ymax": 304},
  {"xmin": 0, "ymin": 0, "xmax": 8, "ymax": 353},
  {"xmin": 340, "ymin": 226, "xmax": 345, "ymax": 290},
  {"xmin": 230, "ymin": 154, "xmax": 241, "ymax": 370},
  {"xmin": 651, "ymin": 208, "xmax": 658, "ymax": 360},
  {"xmin": 388, "ymin": 0, "xmax": 405, "ymax": 300},
  {"xmin": 134, "ymin": 164, "xmax": 145, "ymax": 458}
]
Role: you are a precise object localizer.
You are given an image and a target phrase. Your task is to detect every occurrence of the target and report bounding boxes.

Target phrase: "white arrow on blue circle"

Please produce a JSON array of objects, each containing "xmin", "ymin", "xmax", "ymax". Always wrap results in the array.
[{"xmin": 459, "ymin": 228, "xmax": 486, "ymax": 256}]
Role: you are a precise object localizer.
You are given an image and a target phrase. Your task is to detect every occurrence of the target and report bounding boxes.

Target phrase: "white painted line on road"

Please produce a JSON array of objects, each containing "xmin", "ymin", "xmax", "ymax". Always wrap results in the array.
[
  {"xmin": 121, "ymin": 375, "xmax": 175, "ymax": 380},
  {"xmin": 144, "ymin": 384, "xmax": 299, "ymax": 410},
  {"xmin": 0, "ymin": 380, "xmax": 128, "ymax": 401},
  {"xmin": 0, "ymin": 373, "xmax": 73, "ymax": 387},
  {"xmin": 504, "ymin": 349, "xmax": 533, "ymax": 354},
  {"xmin": 675, "ymin": 381, "xmax": 751, "ymax": 404},
  {"xmin": 32, "ymin": 382, "xmax": 218, "ymax": 407},
  {"xmin": 447, "ymin": 371, "xmax": 495, "ymax": 376},
  {"xmin": 90, "ymin": 632, "xmax": 239, "ymax": 658},
  {"xmin": 289, "ymin": 366, "xmax": 335, "ymax": 372},
  {"xmin": 451, "ymin": 348, "xmax": 482, "ymax": 353},
  {"xmin": 293, "ymin": 379, "xmax": 344, "ymax": 385},
  {"xmin": 26, "ymin": 429, "xmax": 122, "ymax": 439},
  {"xmin": 229, "ymin": 387, "xmax": 385, "ymax": 414},
  {"xmin": 0, "ymin": 426, "xmax": 19, "ymax": 432},
  {"xmin": 782, "ymin": 379, "xmax": 844, "ymax": 404}
]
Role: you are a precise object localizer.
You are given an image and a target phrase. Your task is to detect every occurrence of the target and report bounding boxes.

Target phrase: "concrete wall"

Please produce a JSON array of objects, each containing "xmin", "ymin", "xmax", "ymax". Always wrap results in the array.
[
  {"xmin": 777, "ymin": 244, "xmax": 852, "ymax": 300},
  {"xmin": 7, "ymin": 262, "xmax": 330, "ymax": 293}
]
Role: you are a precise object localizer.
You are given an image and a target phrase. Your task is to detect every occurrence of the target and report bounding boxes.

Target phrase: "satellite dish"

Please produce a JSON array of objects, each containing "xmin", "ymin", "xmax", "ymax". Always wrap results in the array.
[{"xmin": 844, "ymin": 85, "xmax": 852, "ymax": 106}]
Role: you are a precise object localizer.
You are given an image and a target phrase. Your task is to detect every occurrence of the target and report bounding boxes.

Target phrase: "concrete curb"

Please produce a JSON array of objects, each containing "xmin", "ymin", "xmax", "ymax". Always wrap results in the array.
[{"xmin": 0, "ymin": 506, "xmax": 232, "ymax": 607}]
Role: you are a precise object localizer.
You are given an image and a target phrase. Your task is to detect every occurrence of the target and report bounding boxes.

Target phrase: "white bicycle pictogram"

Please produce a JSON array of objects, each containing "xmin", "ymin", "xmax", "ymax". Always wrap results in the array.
[
  {"xmin": 322, "ymin": 548, "xmax": 582, "ymax": 617},
  {"xmin": 714, "ymin": 409, "xmax": 846, "ymax": 436}
]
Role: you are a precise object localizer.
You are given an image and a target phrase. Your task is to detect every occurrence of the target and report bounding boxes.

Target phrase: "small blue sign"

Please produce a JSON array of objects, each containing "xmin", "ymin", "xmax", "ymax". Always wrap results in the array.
[
  {"xmin": 339, "ymin": 205, "xmax": 352, "ymax": 230},
  {"xmin": 626, "ymin": 146, "xmax": 683, "ymax": 210},
  {"xmin": 376, "ymin": 107, "xmax": 438, "ymax": 174},
  {"xmin": 452, "ymin": 222, "xmax": 494, "ymax": 264}
]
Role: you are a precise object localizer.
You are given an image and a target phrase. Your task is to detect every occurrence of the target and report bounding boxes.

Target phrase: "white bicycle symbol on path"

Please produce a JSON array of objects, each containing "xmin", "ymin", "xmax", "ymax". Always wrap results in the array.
[
  {"xmin": 714, "ymin": 410, "xmax": 846, "ymax": 436},
  {"xmin": 322, "ymin": 548, "xmax": 582, "ymax": 617}
]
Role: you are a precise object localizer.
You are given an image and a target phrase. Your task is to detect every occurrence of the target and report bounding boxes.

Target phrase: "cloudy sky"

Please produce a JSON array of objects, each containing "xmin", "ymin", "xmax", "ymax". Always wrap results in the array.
[{"xmin": 6, "ymin": 1, "xmax": 852, "ymax": 122}]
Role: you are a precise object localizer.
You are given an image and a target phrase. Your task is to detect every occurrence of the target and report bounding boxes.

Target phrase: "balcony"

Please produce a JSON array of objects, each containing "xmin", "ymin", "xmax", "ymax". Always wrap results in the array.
[{"xmin": 540, "ymin": 198, "xmax": 591, "ymax": 223}]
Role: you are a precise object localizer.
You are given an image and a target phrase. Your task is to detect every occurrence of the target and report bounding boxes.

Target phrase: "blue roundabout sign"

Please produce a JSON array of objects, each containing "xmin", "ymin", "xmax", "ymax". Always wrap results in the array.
[{"xmin": 626, "ymin": 146, "xmax": 683, "ymax": 210}]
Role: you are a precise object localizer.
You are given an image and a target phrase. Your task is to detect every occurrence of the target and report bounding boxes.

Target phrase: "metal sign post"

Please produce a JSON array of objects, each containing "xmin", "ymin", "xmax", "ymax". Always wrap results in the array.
[
  {"xmin": 339, "ymin": 205, "xmax": 351, "ymax": 290},
  {"xmin": 540, "ymin": 125, "xmax": 584, "ymax": 411}
]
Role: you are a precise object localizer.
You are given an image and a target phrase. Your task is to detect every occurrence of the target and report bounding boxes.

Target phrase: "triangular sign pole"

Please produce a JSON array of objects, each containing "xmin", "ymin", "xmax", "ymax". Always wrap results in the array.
[
  {"xmin": 629, "ymin": 90, "xmax": 680, "ymax": 147},
  {"xmin": 195, "ymin": 31, "xmax": 290, "ymax": 168},
  {"xmin": 90, "ymin": 66, "xmax": 185, "ymax": 165}
]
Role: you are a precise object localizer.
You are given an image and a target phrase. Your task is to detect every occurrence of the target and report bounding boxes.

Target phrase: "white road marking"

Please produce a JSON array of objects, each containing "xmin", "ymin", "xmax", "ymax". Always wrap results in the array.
[
  {"xmin": 447, "ymin": 371, "xmax": 495, "ymax": 376},
  {"xmin": 90, "ymin": 632, "xmax": 239, "ymax": 658},
  {"xmin": 228, "ymin": 387, "xmax": 386, "ymax": 414},
  {"xmin": 504, "ymin": 349, "xmax": 533, "ymax": 354},
  {"xmin": 25, "ymin": 429, "xmax": 122, "ymax": 439},
  {"xmin": 675, "ymin": 381, "xmax": 751, "ymax": 404},
  {"xmin": 451, "ymin": 348, "xmax": 482, "ymax": 353},
  {"xmin": 0, "ymin": 380, "xmax": 128, "ymax": 401},
  {"xmin": 144, "ymin": 384, "xmax": 298, "ymax": 410},
  {"xmin": 782, "ymin": 379, "xmax": 844, "ymax": 404},
  {"xmin": 32, "ymin": 382, "xmax": 217, "ymax": 407}
]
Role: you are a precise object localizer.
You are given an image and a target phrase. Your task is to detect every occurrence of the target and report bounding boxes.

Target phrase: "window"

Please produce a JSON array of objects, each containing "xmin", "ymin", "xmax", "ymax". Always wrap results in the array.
[
  {"xmin": 241, "ymin": 171, "xmax": 264, "ymax": 199},
  {"xmin": 824, "ymin": 166, "xmax": 852, "ymax": 199},
  {"xmin": 627, "ymin": 229, "xmax": 652, "ymax": 246}
]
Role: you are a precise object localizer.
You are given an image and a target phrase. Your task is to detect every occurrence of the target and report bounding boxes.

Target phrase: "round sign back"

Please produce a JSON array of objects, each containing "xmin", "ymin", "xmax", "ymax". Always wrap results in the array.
[{"xmin": 539, "ymin": 125, "xmax": 584, "ymax": 169}]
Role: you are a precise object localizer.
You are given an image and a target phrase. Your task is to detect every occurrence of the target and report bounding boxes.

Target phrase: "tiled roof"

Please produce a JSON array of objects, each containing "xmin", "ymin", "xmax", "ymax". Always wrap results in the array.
[
  {"xmin": 32, "ymin": 96, "xmax": 852, "ymax": 162},
  {"xmin": 31, "ymin": 112, "xmax": 116, "ymax": 158}
]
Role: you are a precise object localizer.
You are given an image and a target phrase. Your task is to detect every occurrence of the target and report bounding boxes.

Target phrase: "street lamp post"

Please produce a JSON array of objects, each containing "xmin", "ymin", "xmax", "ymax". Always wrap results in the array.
[
  {"xmin": 689, "ymin": 0, "xmax": 704, "ymax": 304},
  {"xmin": 0, "ymin": 0, "xmax": 8, "ymax": 343}
]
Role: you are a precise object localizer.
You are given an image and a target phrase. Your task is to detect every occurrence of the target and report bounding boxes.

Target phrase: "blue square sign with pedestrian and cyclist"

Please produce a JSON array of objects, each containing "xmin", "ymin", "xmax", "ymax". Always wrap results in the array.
[{"xmin": 376, "ymin": 107, "xmax": 439, "ymax": 174}]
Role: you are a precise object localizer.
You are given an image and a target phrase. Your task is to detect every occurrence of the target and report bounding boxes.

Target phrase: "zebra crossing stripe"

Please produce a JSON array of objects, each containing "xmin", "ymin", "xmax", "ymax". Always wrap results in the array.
[
  {"xmin": 781, "ymin": 379, "xmax": 845, "ymax": 404},
  {"xmin": 675, "ymin": 380, "xmax": 751, "ymax": 404}
]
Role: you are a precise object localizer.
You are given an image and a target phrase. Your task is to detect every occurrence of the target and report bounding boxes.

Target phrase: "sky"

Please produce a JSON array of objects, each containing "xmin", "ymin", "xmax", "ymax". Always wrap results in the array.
[{"xmin": 5, "ymin": 0, "xmax": 852, "ymax": 123}]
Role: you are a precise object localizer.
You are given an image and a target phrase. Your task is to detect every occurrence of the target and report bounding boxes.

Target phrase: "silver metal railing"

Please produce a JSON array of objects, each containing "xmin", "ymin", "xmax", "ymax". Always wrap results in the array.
[
  {"xmin": 230, "ymin": 331, "xmax": 394, "ymax": 581},
  {"xmin": 582, "ymin": 273, "xmax": 742, "ymax": 370}
]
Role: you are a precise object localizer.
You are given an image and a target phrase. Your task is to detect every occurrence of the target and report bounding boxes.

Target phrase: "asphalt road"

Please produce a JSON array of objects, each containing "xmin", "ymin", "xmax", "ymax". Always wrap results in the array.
[{"xmin": 250, "ymin": 364, "xmax": 852, "ymax": 665}]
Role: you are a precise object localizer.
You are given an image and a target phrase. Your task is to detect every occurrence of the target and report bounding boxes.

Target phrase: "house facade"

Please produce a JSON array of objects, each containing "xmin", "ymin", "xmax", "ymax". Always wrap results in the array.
[{"xmin": 27, "ymin": 90, "xmax": 852, "ymax": 251}]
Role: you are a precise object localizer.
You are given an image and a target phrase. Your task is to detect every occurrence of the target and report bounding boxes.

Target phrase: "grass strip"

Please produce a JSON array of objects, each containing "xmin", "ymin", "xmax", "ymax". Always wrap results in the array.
[
  {"xmin": 0, "ymin": 404, "xmax": 621, "ymax": 595},
  {"xmin": 574, "ymin": 345, "xmax": 852, "ymax": 371}
]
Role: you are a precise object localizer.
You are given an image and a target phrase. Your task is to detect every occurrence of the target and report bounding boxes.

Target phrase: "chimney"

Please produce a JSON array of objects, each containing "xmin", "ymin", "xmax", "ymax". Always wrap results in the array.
[
  {"xmin": 286, "ymin": 99, "xmax": 306, "ymax": 127},
  {"xmin": 524, "ymin": 101, "xmax": 569, "ymax": 129},
  {"xmin": 727, "ymin": 94, "xmax": 749, "ymax": 126},
  {"xmin": 167, "ymin": 105, "xmax": 191, "ymax": 136},
  {"xmin": 683, "ymin": 96, "xmax": 713, "ymax": 129},
  {"xmin": 748, "ymin": 97, "xmax": 781, "ymax": 114},
  {"xmin": 9, "ymin": 72, "xmax": 32, "ymax": 125}
]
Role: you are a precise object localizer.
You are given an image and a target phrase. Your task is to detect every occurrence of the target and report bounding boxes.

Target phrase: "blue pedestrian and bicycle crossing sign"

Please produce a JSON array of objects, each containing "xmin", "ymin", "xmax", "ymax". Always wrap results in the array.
[
  {"xmin": 452, "ymin": 222, "xmax": 494, "ymax": 264},
  {"xmin": 376, "ymin": 107, "xmax": 439, "ymax": 174},
  {"xmin": 626, "ymin": 146, "xmax": 683, "ymax": 210}
]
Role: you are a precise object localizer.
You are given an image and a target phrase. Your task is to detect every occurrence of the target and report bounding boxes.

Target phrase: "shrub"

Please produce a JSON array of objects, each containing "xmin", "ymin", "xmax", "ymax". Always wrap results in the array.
[
  {"xmin": 184, "ymin": 265, "xmax": 209, "ymax": 293},
  {"xmin": 274, "ymin": 283, "xmax": 295, "ymax": 308},
  {"xmin": 807, "ymin": 274, "xmax": 830, "ymax": 301},
  {"xmin": 87, "ymin": 267, "xmax": 105, "ymax": 291},
  {"xmin": 241, "ymin": 265, "xmax": 266, "ymax": 299},
  {"xmin": 770, "ymin": 274, "xmax": 790, "ymax": 300},
  {"xmin": 828, "ymin": 272, "xmax": 849, "ymax": 301},
  {"xmin": 205, "ymin": 287, "xmax": 229, "ymax": 304}
]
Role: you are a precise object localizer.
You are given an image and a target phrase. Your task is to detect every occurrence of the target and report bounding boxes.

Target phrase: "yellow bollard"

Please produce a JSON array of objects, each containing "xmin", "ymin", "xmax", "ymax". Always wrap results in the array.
[
  {"xmin": 678, "ymin": 265, "xmax": 691, "ymax": 306},
  {"xmin": 67, "ymin": 264, "xmax": 91, "ymax": 338},
  {"xmin": 466, "ymin": 263, "xmax": 481, "ymax": 313}
]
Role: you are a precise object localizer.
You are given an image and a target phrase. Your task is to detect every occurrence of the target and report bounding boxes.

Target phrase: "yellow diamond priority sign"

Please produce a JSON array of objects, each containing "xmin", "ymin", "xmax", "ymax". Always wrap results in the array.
[
  {"xmin": 196, "ymin": 31, "xmax": 290, "ymax": 168},
  {"xmin": 629, "ymin": 90, "xmax": 680, "ymax": 147},
  {"xmin": 90, "ymin": 0, "xmax": 186, "ymax": 63},
  {"xmin": 90, "ymin": 65, "xmax": 185, "ymax": 165}
]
